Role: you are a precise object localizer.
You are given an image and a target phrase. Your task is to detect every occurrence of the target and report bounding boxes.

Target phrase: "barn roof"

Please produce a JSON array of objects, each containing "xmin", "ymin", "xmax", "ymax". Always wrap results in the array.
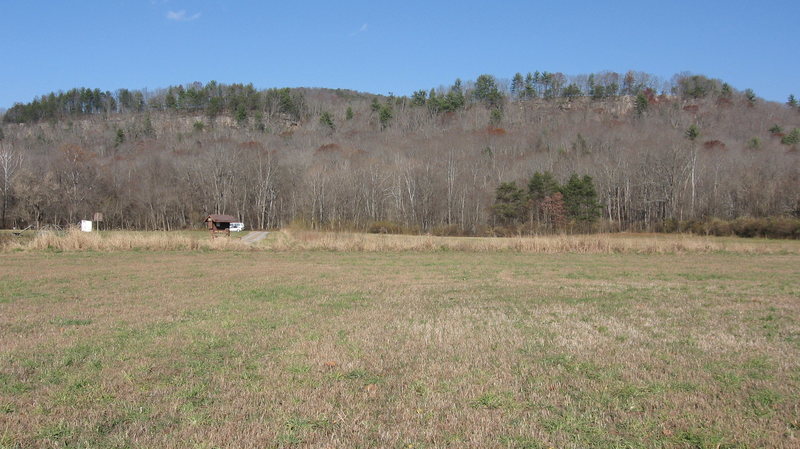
[{"xmin": 205, "ymin": 214, "xmax": 237, "ymax": 223}]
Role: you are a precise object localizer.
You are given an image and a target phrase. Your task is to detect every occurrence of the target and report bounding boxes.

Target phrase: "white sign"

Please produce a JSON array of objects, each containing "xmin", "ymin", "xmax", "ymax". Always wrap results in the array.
[{"xmin": 80, "ymin": 220, "xmax": 92, "ymax": 232}]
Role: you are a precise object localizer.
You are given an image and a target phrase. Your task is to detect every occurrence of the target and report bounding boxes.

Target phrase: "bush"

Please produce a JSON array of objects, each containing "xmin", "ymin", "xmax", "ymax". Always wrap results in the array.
[
  {"xmin": 765, "ymin": 217, "xmax": 800, "ymax": 239},
  {"xmin": 660, "ymin": 219, "xmax": 679, "ymax": 234},
  {"xmin": 687, "ymin": 220, "xmax": 705, "ymax": 235},
  {"xmin": 781, "ymin": 128, "xmax": 800, "ymax": 146},
  {"xmin": 666, "ymin": 220, "xmax": 703, "ymax": 234},
  {"xmin": 367, "ymin": 221, "xmax": 404, "ymax": 234},
  {"xmin": 705, "ymin": 218, "xmax": 732, "ymax": 236},
  {"xmin": 658, "ymin": 217, "xmax": 800, "ymax": 239},
  {"xmin": 731, "ymin": 217, "xmax": 769, "ymax": 238}
]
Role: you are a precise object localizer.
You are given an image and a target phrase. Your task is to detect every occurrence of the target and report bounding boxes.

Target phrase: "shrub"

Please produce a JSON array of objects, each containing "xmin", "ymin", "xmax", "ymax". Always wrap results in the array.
[
  {"xmin": 431, "ymin": 224, "xmax": 466, "ymax": 237},
  {"xmin": 765, "ymin": 217, "xmax": 800, "ymax": 239},
  {"xmin": 769, "ymin": 124, "xmax": 783, "ymax": 135},
  {"xmin": 688, "ymin": 220, "xmax": 706, "ymax": 235},
  {"xmin": 660, "ymin": 219, "xmax": 679, "ymax": 234},
  {"xmin": 705, "ymin": 218, "xmax": 732, "ymax": 236},
  {"xmin": 665, "ymin": 220, "xmax": 705, "ymax": 235},
  {"xmin": 731, "ymin": 217, "xmax": 769, "ymax": 238},
  {"xmin": 658, "ymin": 217, "xmax": 799, "ymax": 239},
  {"xmin": 367, "ymin": 221, "xmax": 404, "ymax": 234},
  {"xmin": 780, "ymin": 128, "xmax": 800, "ymax": 146}
]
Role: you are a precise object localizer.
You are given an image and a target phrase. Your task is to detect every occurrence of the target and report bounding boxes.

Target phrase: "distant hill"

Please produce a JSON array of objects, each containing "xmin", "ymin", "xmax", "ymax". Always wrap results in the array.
[{"xmin": 1, "ymin": 71, "xmax": 798, "ymax": 235}]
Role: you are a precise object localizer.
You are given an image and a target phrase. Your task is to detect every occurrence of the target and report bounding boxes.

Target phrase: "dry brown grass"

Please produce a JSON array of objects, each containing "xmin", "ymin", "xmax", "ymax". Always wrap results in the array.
[
  {"xmin": 3, "ymin": 229, "xmax": 252, "ymax": 252},
  {"xmin": 269, "ymin": 229, "xmax": 799, "ymax": 254},
  {"xmin": 3, "ymin": 229, "xmax": 796, "ymax": 255}
]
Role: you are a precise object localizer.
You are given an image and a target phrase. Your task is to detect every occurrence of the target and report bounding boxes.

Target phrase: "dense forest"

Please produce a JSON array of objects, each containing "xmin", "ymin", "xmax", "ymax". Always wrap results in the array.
[{"xmin": 1, "ymin": 70, "xmax": 799, "ymax": 236}]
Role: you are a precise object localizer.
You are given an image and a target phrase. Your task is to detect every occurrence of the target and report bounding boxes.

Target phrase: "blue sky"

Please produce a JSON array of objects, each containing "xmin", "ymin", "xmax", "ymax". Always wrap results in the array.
[{"xmin": 1, "ymin": 0, "xmax": 798, "ymax": 108}]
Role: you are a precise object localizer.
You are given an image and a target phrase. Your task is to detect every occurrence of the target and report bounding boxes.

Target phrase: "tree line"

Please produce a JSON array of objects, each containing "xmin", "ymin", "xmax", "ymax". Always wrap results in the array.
[
  {"xmin": 3, "ymin": 82, "xmax": 308, "ymax": 125},
  {"xmin": 1, "ymin": 70, "xmax": 798, "ymax": 236},
  {"xmin": 4, "ymin": 71, "xmax": 755, "ymax": 125}
]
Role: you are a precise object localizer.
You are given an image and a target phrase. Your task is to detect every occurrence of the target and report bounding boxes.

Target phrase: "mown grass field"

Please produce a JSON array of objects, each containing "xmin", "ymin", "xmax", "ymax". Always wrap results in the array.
[{"xmin": 1, "ymin": 234, "xmax": 799, "ymax": 448}]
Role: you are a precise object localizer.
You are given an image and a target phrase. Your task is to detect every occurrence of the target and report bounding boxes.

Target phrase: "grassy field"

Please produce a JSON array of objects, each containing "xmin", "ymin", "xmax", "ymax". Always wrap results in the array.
[{"xmin": 1, "ymin": 233, "xmax": 799, "ymax": 448}]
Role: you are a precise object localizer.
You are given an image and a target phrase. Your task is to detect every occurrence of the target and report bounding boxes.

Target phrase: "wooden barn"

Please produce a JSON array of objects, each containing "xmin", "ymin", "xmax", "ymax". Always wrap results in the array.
[{"xmin": 204, "ymin": 214, "xmax": 237, "ymax": 237}]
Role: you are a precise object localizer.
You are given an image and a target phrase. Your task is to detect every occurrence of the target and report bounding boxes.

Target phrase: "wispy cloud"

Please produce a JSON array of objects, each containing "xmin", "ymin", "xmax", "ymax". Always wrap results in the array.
[
  {"xmin": 350, "ymin": 23, "xmax": 368, "ymax": 36},
  {"xmin": 166, "ymin": 10, "xmax": 201, "ymax": 22}
]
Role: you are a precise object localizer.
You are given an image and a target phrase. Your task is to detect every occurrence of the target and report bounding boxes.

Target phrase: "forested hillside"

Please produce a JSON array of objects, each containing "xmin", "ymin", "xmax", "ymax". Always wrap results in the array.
[{"xmin": 1, "ymin": 71, "xmax": 799, "ymax": 236}]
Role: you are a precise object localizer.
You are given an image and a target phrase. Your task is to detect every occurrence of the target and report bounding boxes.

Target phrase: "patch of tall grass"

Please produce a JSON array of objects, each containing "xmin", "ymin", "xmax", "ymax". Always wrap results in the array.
[
  {"xmin": 2, "ymin": 229, "xmax": 251, "ymax": 252},
  {"xmin": 269, "ymin": 230, "xmax": 797, "ymax": 254},
  {"xmin": 3, "ymin": 229, "xmax": 796, "ymax": 254}
]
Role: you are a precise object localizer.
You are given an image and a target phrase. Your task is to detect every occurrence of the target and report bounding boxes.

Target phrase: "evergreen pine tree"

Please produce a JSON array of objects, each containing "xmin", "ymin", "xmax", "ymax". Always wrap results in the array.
[
  {"xmin": 492, "ymin": 182, "xmax": 526, "ymax": 225},
  {"xmin": 561, "ymin": 174, "xmax": 601, "ymax": 223}
]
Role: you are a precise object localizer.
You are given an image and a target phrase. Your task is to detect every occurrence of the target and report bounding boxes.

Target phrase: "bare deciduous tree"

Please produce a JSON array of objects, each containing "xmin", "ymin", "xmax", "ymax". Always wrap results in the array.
[{"xmin": 0, "ymin": 143, "xmax": 23, "ymax": 228}]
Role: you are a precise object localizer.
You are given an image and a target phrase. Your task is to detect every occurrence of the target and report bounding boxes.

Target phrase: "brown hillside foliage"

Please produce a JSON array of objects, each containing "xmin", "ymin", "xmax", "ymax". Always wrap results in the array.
[
  {"xmin": 486, "ymin": 126, "xmax": 507, "ymax": 136},
  {"xmin": 1, "ymin": 78, "xmax": 798, "ymax": 234},
  {"xmin": 702, "ymin": 140, "xmax": 726, "ymax": 150}
]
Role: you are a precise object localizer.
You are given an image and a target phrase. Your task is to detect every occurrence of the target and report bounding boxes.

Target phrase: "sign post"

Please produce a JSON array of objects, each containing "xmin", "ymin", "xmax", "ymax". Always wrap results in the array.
[{"xmin": 93, "ymin": 212, "xmax": 103, "ymax": 232}]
